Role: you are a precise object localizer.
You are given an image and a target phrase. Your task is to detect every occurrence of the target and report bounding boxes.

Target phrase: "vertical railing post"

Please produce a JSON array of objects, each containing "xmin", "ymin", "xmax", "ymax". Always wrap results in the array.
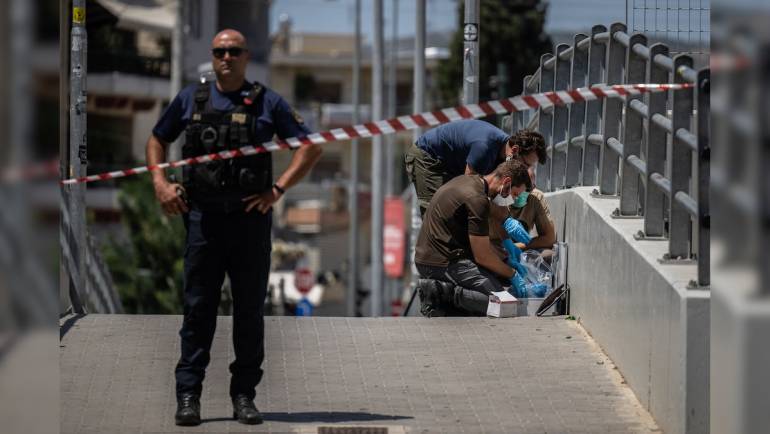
[
  {"xmin": 597, "ymin": 22, "xmax": 627, "ymax": 195},
  {"xmin": 668, "ymin": 54, "xmax": 694, "ymax": 260},
  {"xmin": 566, "ymin": 34, "xmax": 588, "ymax": 187},
  {"xmin": 521, "ymin": 75, "xmax": 533, "ymax": 129},
  {"xmin": 550, "ymin": 44, "xmax": 571, "ymax": 190},
  {"xmin": 618, "ymin": 34, "xmax": 647, "ymax": 216},
  {"xmin": 760, "ymin": 47, "xmax": 770, "ymax": 295},
  {"xmin": 536, "ymin": 54, "xmax": 555, "ymax": 191},
  {"xmin": 642, "ymin": 43, "xmax": 670, "ymax": 238},
  {"xmin": 696, "ymin": 68, "xmax": 710, "ymax": 286},
  {"xmin": 582, "ymin": 25, "xmax": 607, "ymax": 186}
]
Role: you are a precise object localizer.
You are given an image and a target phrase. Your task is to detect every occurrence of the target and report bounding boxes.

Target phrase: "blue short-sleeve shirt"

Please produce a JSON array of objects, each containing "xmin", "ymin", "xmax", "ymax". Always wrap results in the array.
[
  {"xmin": 152, "ymin": 80, "xmax": 311, "ymax": 145},
  {"xmin": 415, "ymin": 119, "xmax": 510, "ymax": 176}
]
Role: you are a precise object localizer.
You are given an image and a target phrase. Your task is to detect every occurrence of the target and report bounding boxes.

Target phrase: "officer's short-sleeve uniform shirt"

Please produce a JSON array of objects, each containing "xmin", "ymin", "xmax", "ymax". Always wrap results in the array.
[
  {"xmin": 415, "ymin": 175, "xmax": 490, "ymax": 267},
  {"xmin": 415, "ymin": 119, "xmax": 510, "ymax": 177},
  {"xmin": 152, "ymin": 81, "xmax": 310, "ymax": 146}
]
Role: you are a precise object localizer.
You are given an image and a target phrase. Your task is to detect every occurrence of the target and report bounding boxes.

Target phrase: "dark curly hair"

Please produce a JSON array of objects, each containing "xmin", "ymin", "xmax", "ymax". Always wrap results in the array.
[
  {"xmin": 493, "ymin": 159, "xmax": 532, "ymax": 190},
  {"xmin": 510, "ymin": 129, "xmax": 547, "ymax": 165}
]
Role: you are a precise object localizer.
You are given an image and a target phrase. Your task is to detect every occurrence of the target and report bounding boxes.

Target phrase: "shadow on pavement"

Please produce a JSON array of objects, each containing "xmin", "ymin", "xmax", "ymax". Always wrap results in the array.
[
  {"xmin": 59, "ymin": 314, "xmax": 85, "ymax": 339},
  {"xmin": 204, "ymin": 412, "xmax": 413, "ymax": 424},
  {"xmin": 200, "ymin": 412, "xmax": 411, "ymax": 425}
]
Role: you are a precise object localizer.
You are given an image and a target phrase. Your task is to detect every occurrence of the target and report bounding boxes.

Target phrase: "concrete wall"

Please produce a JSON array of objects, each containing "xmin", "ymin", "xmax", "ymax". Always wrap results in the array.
[
  {"xmin": 544, "ymin": 187, "xmax": 709, "ymax": 434},
  {"xmin": 711, "ymin": 272, "xmax": 770, "ymax": 434}
]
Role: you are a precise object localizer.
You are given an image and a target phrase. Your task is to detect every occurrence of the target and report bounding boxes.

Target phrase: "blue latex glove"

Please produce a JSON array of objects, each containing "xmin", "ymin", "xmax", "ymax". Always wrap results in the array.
[
  {"xmin": 503, "ymin": 217, "xmax": 531, "ymax": 245},
  {"xmin": 510, "ymin": 273, "xmax": 528, "ymax": 298},
  {"xmin": 502, "ymin": 238, "xmax": 522, "ymax": 265},
  {"xmin": 511, "ymin": 260, "xmax": 528, "ymax": 279}
]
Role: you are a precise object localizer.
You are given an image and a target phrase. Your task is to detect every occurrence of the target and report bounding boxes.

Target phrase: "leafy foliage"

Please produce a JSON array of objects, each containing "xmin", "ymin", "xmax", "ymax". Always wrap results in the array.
[
  {"xmin": 101, "ymin": 176, "xmax": 185, "ymax": 314},
  {"xmin": 435, "ymin": 0, "xmax": 553, "ymax": 107}
]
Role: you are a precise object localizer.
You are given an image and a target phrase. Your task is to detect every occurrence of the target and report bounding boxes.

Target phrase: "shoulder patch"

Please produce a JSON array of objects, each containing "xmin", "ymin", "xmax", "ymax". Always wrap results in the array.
[{"xmin": 291, "ymin": 108, "xmax": 304, "ymax": 124}]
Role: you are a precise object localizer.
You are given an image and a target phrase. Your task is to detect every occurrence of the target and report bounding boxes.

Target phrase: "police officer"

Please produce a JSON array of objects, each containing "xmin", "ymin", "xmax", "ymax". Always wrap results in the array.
[{"xmin": 146, "ymin": 29, "xmax": 321, "ymax": 426}]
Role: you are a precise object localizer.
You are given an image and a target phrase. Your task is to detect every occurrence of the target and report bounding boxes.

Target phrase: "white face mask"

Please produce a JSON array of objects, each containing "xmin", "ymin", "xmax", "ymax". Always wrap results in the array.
[
  {"xmin": 492, "ymin": 183, "xmax": 514, "ymax": 206},
  {"xmin": 492, "ymin": 194, "xmax": 514, "ymax": 206}
]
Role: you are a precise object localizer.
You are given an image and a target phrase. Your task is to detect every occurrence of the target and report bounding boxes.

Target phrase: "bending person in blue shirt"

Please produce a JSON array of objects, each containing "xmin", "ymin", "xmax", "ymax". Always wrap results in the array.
[{"xmin": 405, "ymin": 120, "xmax": 546, "ymax": 216}]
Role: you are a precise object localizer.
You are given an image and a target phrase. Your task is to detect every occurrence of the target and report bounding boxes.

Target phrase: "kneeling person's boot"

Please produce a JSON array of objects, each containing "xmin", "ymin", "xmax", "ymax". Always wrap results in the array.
[
  {"xmin": 417, "ymin": 279, "xmax": 446, "ymax": 317},
  {"xmin": 232, "ymin": 394, "xmax": 263, "ymax": 425},
  {"xmin": 175, "ymin": 393, "xmax": 201, "ymax": 426},
  {"xmin": 434, "ymin": 280, "xmax": 466, "ymax": 316}
]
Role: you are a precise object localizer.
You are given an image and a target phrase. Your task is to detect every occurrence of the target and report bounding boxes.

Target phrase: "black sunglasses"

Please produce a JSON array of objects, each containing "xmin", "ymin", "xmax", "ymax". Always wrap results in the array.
[{"xmin": 212, "ymin": 47, "xmax": 246, "ymax": 59}]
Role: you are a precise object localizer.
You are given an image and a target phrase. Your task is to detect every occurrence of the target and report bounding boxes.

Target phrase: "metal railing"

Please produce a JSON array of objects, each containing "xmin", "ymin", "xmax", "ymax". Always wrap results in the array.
[{"xmin": 510, "ymin": 22, "xmax": 710, "ymax": 287}]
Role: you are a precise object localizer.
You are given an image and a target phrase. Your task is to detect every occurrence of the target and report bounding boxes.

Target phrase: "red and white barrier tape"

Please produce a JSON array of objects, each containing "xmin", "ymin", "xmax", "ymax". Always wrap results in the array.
[
  {"xmin": 2, "ymin": 159, "xmax": 59, "ymax": 183},
  {"xmin": 60, "ymin": 83, "xmax": 692, "ymax": 186}
]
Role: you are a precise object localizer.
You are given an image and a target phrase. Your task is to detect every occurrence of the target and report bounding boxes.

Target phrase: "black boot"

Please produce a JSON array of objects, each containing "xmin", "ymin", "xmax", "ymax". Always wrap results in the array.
[
  {"xmin": 175, "ymin": 393, "xmax": 201, "ymax": 426},
  {"xmin": 417, "ymin": 279, "xmax": 445, "ymax": 317},
  {"xmin": 232, "ymin": 394, "xmax": 263, "ymax": 425}
]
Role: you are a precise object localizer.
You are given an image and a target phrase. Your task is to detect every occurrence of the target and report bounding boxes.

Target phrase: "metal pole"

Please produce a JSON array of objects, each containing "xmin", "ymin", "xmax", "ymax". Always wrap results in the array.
[
  {"xmin": 618, "ymin": 34, "xmax": 648, "ymax": 216},
  {"xmin": 347, "ymin": 0, "xmax": 361, "ymax": 317},
  {"xmin": 66, "ymin": 0, "xmax": 89, "ymax": 314},
  {"xmin": 696, "ymin": 68, "xmax": 710, "ymax": 287},
  {"xmin": 598, "ymin": 23, "xmax": 627, "ymax": 196},
  {"xmin": 59, "ymin": 0, "xmax": 72, "ymax": 311},
  {"xmin": 413, "ymin": 0, "xmax": 425, "ymax": 142},
  {"xmin": 383, "ymin": 0, "xmax": 399, "ymax": 315},
  {"xmin": 370, "ymin": 0, "xmax": 384, "ymax": 317},
  {"xmin": 405, "ymin": 0, "xmax": 426, "ymax": 316},
  {"xmin": 565, "ymin": 33, "xmax": 588, "ymax": 187},
  {"xmin": 169, "ymin": 0, "xmax": 186, "ymax": 161},
  {"xmin": 385, "ymin": 0, "xmax": 398, "ymax": 197},
  {"xmin": 550, "ymin": 44, "xmax": 570, "ymax": 190},
  {"xmin": 462, "ymin": 0, "xmax": 479, "ymax": 104}
]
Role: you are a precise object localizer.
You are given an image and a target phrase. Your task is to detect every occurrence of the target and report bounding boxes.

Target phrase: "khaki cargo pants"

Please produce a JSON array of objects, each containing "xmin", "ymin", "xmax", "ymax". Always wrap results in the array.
[{"xmin": 404, "ymin": 143, "xmax": 455, "ymax": 217}]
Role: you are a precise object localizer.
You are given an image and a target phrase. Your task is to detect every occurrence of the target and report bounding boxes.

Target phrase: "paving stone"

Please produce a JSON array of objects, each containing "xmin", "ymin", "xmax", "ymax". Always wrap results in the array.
[{"xmin": 61, "ymin": 314, "xmax": 659, "ymax": 434}]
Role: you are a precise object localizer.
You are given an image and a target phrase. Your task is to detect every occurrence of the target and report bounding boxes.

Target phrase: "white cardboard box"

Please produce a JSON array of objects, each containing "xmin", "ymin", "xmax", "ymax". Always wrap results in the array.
[{"xmin": 487, "ymin": 291, "xmax": 520, "ymax": 317}]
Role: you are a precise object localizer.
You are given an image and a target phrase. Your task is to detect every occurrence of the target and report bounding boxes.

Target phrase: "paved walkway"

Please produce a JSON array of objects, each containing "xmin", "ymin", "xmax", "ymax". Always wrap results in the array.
[{"xmin": 60, "ymin": 315, "xmax": 659, "ymax": 434}]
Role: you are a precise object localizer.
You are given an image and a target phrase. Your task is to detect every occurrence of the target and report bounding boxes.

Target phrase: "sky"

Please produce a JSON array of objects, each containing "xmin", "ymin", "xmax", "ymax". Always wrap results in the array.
[
  {"xmin": 269, "ymin": 0, "xmax": 708, "ymax": 47},
  {"xmin": 269, "ymin": 0, "xmax": 459, "ymax": 44}
]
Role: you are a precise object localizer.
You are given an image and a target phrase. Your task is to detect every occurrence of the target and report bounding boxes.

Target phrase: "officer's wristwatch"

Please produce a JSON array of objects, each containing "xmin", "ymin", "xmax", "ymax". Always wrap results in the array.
[{"xmin": 272, "ymin": 183, "xmax": 285, "ymax": 196}]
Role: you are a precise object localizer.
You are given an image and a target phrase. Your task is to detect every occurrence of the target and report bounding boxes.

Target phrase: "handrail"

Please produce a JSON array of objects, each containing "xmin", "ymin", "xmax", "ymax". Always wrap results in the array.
[
  {"xmin": 506, "ymin": 22, "xmax": 710, "ymax": 287},
  {"xmin": 650, "ymin": 172, "xmax": 672, "ymax": 196}
]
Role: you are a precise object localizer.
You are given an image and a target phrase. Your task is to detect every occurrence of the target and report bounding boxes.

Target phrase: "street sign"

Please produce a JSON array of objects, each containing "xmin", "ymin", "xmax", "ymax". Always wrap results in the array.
[
  {"xmin": 383, "ymin": 197, "xmax": 406, "ymax": 278},
  {"xmin": 463, "ymin": 23, "xmax": 478, "ymax": 42},
  {"xmin": 295, "ymin": 297, "xmax": 313, "ymax": 316},
  {"xmin": 294, "ymin": 267, "xmax": 314, "ymax": 295}
]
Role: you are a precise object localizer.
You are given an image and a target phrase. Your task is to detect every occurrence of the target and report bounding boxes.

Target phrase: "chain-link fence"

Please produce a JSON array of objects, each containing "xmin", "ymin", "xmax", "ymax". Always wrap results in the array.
[{"xmin": 626, "ymin": 0, "xmax": 710, "ymax": 66}]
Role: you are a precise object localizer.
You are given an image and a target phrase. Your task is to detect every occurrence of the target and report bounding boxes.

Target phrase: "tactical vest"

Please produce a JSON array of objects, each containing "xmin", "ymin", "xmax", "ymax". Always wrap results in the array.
[{"xmin": 182, "ymin": 81, "xmax": 272, "ymax": 202}]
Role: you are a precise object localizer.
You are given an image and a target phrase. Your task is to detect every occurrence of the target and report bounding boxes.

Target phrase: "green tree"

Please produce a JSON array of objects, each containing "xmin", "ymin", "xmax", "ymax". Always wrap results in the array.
[
  {"xmin": 435, "ymin": 0, "xmax": 552, "ymax": 107},
  {"xmin": 101, "ymin": 176, "xmax": 186, "ymax": 314}
]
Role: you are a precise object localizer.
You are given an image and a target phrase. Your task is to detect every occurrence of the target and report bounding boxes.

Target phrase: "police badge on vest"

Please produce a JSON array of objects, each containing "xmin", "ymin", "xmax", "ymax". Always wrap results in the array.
[{"xmin": 182, "ymin": 81, "xmax": 272, "ymax": 202}]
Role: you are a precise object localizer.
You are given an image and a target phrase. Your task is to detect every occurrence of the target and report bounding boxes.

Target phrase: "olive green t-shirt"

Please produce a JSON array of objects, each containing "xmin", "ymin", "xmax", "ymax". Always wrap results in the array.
[
  {"xmin": 415, "ymin": 175, "xmax": 490, "ymax": 267},
  {"xmin": 488, "ymin": 189, "xmax": 553, "ymax": 261},
  {"xmin": 508, "ymin": 189, "xmax": 552, "ymax": 235}
]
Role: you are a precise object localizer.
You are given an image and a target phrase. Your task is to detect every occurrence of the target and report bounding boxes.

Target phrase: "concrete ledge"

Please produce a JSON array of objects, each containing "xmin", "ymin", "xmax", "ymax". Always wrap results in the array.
[
  {"xmin": 545, "ymin": 187, "xmax": 709, "ymax": 434},
  {"xmin": 711, "ymin": 269, "xmax": 770, "ymax": 434}
]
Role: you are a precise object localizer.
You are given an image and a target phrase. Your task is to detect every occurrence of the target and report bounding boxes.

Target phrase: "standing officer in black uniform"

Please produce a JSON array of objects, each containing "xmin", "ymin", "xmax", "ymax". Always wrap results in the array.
[{"xmin": 146, "ymin": 29, "xmax": 322, "ymax": 426}]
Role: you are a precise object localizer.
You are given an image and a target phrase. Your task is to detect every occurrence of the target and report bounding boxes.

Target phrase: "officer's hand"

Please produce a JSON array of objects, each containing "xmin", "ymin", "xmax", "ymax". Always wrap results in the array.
[
  {"xmin": 154, "ymin": 181, "xmax": 188, "ymax": 215},
  {"xmin": 243, "ymin": 187, "xmax": 282, "ymax": 214}
]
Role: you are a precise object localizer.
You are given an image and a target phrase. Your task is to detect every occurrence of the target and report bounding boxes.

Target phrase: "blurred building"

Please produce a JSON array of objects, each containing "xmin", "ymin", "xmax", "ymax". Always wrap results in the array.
[
  {"xmin": 86, "ymin": 0, "xmax": 271, "ymax": 178},
  {"xmin": 266, "ymin": 20, "xmax": 450, "ymax": 275}
]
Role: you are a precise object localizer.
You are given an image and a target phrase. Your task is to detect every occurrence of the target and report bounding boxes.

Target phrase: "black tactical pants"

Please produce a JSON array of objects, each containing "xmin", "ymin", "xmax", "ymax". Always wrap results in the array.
[
  {"xmin": 175, "ymin": 204, "xmax": 271, "ymax": 400},
  {"xmin": 416, "ymin": 259, "xmax": 506, "ymax": 315}
]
